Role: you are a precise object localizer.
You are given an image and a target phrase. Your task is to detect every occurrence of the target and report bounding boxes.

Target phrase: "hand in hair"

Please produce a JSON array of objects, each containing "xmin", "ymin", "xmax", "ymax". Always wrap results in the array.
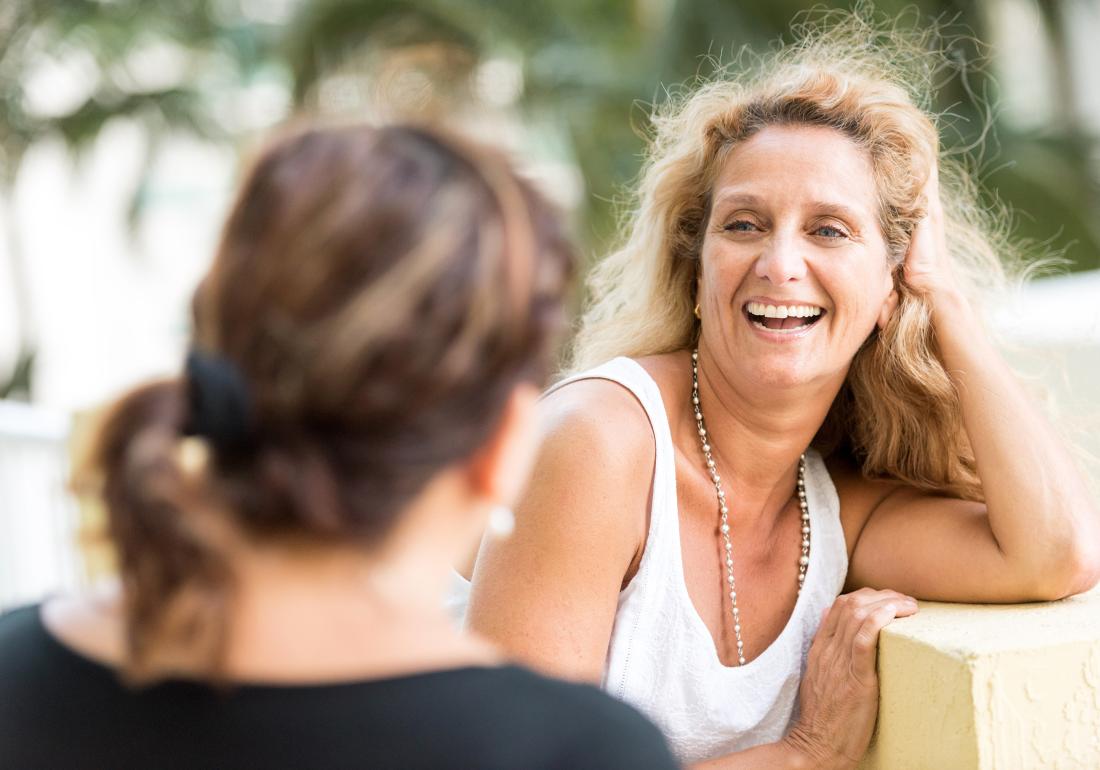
[{"xmin": 903, "ymin": 163, "xmax": 958, "ymax": 300}]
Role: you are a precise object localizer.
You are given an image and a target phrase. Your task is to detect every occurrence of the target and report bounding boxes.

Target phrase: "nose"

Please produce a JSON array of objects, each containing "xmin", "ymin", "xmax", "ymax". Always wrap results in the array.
[{"xmin": 754, "ymin": 232, "xmax": 808, "ymax": 284}]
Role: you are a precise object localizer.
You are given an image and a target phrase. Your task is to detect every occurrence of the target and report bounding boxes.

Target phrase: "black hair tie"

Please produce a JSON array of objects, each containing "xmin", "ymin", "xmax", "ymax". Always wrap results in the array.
[{"xmin": 183, "ymin": 349, "xmax": 255, "ymax": 452}]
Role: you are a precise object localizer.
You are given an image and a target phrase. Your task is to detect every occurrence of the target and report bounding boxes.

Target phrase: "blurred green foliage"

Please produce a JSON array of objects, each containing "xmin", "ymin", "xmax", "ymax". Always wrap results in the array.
[{"xmin": 2, "ymin": 0, "xmax": 1099, "ymax": 394}]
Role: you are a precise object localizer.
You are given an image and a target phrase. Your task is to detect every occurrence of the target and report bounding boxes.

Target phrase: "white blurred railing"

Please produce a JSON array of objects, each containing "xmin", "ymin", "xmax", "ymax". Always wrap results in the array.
[
  {"xmin": 0, "ymin": 400, "xmax": 82, "ymax": 610},
  {"xmin": 995, "ymin": 270, "xmax": 1100, "ymax": 481}
]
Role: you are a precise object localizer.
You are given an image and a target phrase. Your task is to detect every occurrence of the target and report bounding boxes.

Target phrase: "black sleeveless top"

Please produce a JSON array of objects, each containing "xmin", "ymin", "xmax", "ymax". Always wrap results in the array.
[{"xmin": 0, "ymin": 604, "xmax": 678, "ymax": 769}]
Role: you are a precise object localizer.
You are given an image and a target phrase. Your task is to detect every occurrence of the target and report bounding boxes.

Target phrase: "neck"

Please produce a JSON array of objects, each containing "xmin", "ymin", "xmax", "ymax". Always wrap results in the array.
[
  {"xmin": 232, "ymin": 467, "xmax": 484, "ymax": 625},
  {"xmin": 219, "ymin": 533, "xmax": 493, "ymax": 681},
  {"xmin": 51, "ymin": 479, "xmax": 499, "ymax": 683},
  {"xmin": 212, "ymin": 476, "xmax": 497, "ymax": 680},
  {"xmin": 689, "ymin": 342, "xmax": 842, "ymax": 526},
  {"xmin": 232, "ymin": 538, "xmax": 452, "ymax": 624}
]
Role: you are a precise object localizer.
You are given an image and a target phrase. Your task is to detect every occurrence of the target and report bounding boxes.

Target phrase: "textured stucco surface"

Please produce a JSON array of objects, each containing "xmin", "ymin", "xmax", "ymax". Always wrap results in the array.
[{"xmin": 860, "ymin": 586, "xmax": 1100, "ymax": 769}]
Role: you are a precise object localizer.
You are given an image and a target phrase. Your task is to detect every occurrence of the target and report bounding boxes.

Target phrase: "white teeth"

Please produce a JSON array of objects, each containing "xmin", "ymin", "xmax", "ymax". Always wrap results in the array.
[{"xmin": 745, "ymin": 301, "xmax": 823, "ymax": 318}]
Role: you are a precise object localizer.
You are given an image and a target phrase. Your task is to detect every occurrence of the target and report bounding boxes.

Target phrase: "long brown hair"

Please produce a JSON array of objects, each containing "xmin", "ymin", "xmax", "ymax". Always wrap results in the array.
[{"xmin": 79, "ymin": 123, "xmax": 574, "ymax": 681}]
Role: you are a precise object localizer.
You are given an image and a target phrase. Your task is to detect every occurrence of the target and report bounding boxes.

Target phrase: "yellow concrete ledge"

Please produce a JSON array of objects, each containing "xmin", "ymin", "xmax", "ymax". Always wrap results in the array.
[{"xmin": 860, "ymin": 586, "xmax": 1100, "ymax": 769}]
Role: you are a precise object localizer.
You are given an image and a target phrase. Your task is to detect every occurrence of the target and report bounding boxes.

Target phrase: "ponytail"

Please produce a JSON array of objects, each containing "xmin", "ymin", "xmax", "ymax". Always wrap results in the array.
[{"xmin": 78, "ymin": 380, "xmax": 234, "ymax": 683}]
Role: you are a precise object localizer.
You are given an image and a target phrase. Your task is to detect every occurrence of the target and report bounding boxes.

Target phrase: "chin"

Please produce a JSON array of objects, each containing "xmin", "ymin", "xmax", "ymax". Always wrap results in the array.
[{"xmin": 741, "ymin": 357, "xmax": 821, "ymax": 391}]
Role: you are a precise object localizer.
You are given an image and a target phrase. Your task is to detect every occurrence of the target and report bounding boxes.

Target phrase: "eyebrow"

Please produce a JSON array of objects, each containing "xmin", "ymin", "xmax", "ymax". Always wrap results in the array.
[
  {"xmin": 711, "ymin": 191, "xmax": 869, "ymax": 225},
  {"xmin": 810, "ymin": 201, "xmax": 867, "ymax": 224}
]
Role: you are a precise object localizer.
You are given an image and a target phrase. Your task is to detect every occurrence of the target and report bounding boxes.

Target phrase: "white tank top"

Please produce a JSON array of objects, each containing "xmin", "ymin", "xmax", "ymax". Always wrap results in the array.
[{"xmin": 449, "ymin": 357, "xmax": 848, "ymax": 764}]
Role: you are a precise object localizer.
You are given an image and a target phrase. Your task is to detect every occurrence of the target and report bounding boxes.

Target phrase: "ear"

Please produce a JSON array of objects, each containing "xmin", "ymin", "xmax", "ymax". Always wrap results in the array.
[
  {"xmin": 876, "ymin": 271, "xmax": 900, "ymax": 330},
  {"xmin": 464, "ymin": 384, "xmax": 540, "ymax": 507}
]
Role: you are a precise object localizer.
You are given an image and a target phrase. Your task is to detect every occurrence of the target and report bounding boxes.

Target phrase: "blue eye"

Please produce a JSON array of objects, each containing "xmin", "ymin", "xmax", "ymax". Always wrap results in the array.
[
  {"xmin": 815, "ymin": 224, "xmax": 848, "ymax": 239},
  {"xmin": 724, "ymin": 220, "xmax": 758, "ymax": 232}
]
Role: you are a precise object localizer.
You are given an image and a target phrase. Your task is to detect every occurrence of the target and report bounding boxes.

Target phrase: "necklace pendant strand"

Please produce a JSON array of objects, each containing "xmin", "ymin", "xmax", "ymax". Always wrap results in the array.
[{"xmin": 691, "ymin": 349, "xmax": 810, "ymax": 666}]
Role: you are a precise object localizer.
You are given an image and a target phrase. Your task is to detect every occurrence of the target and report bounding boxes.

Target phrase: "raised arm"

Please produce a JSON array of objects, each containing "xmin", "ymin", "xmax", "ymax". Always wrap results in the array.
[
  {"xmin": 465, "ymin": 379, "xmax": 653, "ymax": 683},
  {"xmin": 842, "ymin": 167, "xmax": 1100, "ymax": 602}
]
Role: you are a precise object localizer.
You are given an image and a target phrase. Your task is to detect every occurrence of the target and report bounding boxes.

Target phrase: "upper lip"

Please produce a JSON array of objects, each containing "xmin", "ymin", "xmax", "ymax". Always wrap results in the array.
[{"xmin": 742, "ymin": 297, "xmax": 826, "ymax": 310}]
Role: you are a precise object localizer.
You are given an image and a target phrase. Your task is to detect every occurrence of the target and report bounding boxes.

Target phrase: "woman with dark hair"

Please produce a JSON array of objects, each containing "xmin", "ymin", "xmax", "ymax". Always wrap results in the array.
[{"xmin": 0, "ymin": 124, "xmax": 678, "ymax": 770}]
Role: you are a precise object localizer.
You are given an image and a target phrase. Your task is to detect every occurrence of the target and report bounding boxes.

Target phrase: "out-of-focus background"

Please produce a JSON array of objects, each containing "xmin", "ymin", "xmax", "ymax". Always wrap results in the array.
[{"xmin": 1, "ymin": 0, "xmax": 1098, "ymax": 609}]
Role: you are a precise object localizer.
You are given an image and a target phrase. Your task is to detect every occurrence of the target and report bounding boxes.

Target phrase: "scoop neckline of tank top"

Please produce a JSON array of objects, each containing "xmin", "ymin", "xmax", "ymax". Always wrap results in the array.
[
  {"xmin": 621, "ymin": 355, "xmax": 819, "ymax": 674},
  {"xmin": 29, "ymin": 603, "xmax": 527, "ymax": 692}
]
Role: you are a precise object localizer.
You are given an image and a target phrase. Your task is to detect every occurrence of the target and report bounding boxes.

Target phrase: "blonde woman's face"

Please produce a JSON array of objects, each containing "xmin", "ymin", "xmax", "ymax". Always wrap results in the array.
[{"xmin": 698, "ymin": 124, "xmax": 896, "ymax": 389}]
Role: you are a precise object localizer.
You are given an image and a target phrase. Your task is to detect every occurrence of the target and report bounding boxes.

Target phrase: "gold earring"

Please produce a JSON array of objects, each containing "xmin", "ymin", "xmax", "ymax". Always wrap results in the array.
[{"xmin": 693, "ymin": 303, "xmax": 701, "ymax": 320}]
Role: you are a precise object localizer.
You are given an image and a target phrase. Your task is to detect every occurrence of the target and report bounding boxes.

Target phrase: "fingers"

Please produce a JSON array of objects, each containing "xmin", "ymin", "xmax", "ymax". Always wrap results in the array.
[
  {"xmin": 849, "ymin": 602, "xmax": 901, "ymax": 684},
  {"xmin": 829, "ymin": 589, "xmax": 915, "ymax": 618},
  {"xmin": 913, "ymin": 162, "xmax": 944, "ymax": 246},
  {"xmin": 836, "ymin": 596, "xmax": 900, "ymax": 656},
  {"xmin": 833, "ymin": 591, "xmax": 916, "ymax": 685},
  {"xmin": 892, "ymin": 597, "xmax": 919, "ymax": 618},
  {"xmin": 853, "ymin": 588, "xmax": 916, "ymax": 611},
  {"xmin": 826, "ymin": 590, "xmax": 917, "ymax": 652},
  {"xmin": 921, "ymin": 165, "xmax": 946, "ymax": 236},
  {"xmin": 922, "ymin": 161, "xmax": 941, "ymax": 199},
  {"xmin": 816, "ymin": 590, "xmax": 873, "ymax": 641},
  {"xmin": 810, "ymin": 590, "xmax": 917, "ymax": 667}
]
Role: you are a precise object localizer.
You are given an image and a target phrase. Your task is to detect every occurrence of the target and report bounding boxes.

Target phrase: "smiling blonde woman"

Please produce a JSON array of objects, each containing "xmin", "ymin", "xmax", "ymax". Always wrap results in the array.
[{"xmin": 464, "ymin": 11, "xmax": 1100, "ymax": 769}]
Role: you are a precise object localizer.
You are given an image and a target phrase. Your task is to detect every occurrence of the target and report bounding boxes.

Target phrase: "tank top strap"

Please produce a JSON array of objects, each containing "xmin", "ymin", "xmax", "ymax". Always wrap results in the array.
[
  {"xmin": 545, "ymin": 358, "xmax": 674, "ymax": 457},
  {"xmin": 544, "ymin": 356, "xmax": 680, "ymax": 554}
]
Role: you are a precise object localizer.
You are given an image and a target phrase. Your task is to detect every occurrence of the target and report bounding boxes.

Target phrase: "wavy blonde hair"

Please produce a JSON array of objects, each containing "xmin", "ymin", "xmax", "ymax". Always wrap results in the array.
[{"xmin": 568, "ymin": 10, "xmax": 1029, "ymax": 501}]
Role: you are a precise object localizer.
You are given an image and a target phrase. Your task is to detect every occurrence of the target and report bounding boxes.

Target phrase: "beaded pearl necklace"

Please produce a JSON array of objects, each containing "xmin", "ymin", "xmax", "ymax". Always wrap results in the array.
[{"xmin": 690, "ymin": 349, "xmax": 811, "ymax": 666}]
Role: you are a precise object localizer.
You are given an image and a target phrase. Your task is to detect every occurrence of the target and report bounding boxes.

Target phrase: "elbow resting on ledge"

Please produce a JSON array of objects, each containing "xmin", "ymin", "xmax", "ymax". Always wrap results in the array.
[
  {"xmin": 1063, "ymin": 544, "xmax": 1100, "ymax": 597},
  {"xmin": 1033, "ymin": 528, "xmax": 1100, "ymax": 601}
]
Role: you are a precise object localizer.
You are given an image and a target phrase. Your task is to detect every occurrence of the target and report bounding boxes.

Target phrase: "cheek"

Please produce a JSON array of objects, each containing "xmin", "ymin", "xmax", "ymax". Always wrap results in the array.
[
  {"xmin": 824, "ymin": 259, "xmax": 893, "ymax": 328},
  {"xmin": 698, "ymin": 246, "xmax": 750, "ymax": 297},
  {"xmin": 699, "ymin": 257, "xmax": 743, "ymax": 301}
]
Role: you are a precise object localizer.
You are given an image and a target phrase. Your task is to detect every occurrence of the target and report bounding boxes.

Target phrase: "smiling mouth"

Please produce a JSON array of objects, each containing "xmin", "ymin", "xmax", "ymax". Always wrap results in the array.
[{"xmin": 743, "ymin": 301, "xmax": 826, "ymax": 332}]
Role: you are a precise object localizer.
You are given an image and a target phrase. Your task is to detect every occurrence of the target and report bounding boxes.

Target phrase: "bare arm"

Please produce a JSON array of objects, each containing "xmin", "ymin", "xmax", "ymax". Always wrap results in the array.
[
  {"xmin": 466, "ymin": 379, "xmax": 653, "ymax": 682},
  {"xmin": 844, "ymin": 167, "xmax": 1100, "ymax": 602}
]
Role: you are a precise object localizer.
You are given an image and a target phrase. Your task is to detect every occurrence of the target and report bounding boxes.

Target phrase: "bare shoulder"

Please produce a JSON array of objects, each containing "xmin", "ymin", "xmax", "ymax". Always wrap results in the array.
[
  {"xmin": 467, "ymin": 373, "xmax": 660, "ymax": 679},
  {"xmin": 523, "ymin": 370, "xmax": 667, "ymax": 573},
  {"xmin": 530, "ymin": 349, "xmax": 695, "ymax": 508},
  {"xmin": 824, "ymin": 452, "xmax": 905, "ymax": 559},
  {"xmin": 539, "ymin": 374, "xmax": 656, "ymax": 475}
]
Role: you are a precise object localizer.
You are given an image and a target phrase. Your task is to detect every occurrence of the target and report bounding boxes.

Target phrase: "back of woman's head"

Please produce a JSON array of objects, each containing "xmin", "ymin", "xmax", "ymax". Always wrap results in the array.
[
  {"xmin": 82, "ymin": 123, "xmax": 574, "ymax": 680},
  {"xmin": 572, "ymin": 9, "xmax": 1021, "ymax": 499}
]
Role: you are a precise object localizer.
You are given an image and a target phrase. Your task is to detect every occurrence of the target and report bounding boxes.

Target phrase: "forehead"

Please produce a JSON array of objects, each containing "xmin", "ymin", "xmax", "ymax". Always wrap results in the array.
[{"xmin": 710, "ymin": 124, "xmax": 878, "ymax": 219}]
